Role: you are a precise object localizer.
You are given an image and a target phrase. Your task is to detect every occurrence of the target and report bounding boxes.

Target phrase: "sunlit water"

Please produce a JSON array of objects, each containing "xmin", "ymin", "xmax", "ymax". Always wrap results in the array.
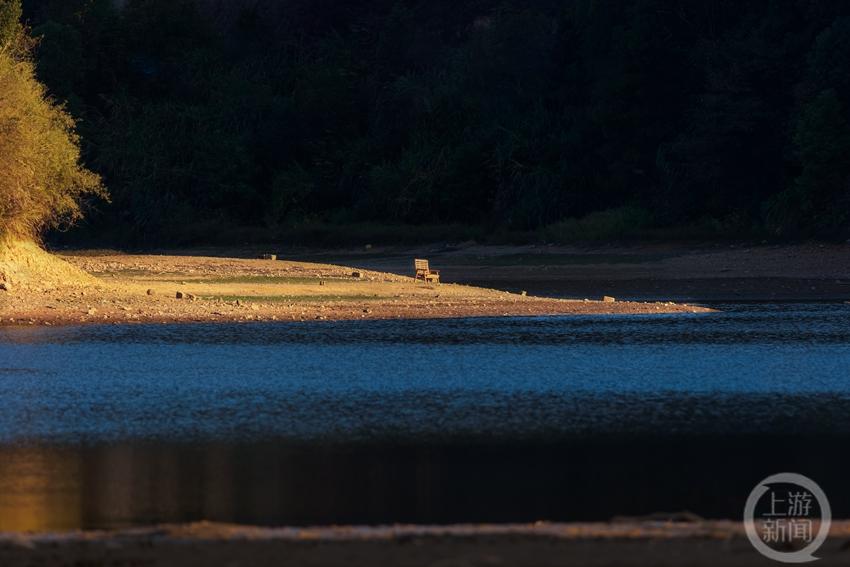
[{"xmin": 1, "ymin": 304, "xmax": 849, "ymax": 530}]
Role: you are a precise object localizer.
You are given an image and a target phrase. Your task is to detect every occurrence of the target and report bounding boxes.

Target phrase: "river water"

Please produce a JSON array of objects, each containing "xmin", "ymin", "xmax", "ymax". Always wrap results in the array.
[{"xmin": 1, "ymin": 303, "xmax": 849, "ymax": 530}]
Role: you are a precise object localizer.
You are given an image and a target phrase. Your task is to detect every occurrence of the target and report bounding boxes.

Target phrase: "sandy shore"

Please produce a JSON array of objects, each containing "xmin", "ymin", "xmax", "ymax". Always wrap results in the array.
[
  {"xmin": 0, "ymin": 246, "xmax": 710, "ymax": 326},
  {"xmin": 2, "ymin": 520, "xmax": 850, "ymax": 566},
  {"xmin": 3, "ymin": 241, "xmax": 850, "ymax": 326}
]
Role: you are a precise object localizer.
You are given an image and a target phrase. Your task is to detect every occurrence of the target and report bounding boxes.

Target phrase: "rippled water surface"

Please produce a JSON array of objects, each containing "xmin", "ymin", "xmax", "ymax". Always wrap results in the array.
[{"xmin": 1, "ymin": 304, "xmax": 849, "ymax": 530}]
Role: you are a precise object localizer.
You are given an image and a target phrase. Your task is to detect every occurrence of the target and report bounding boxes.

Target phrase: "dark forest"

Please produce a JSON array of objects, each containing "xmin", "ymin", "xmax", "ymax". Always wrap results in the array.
[{"xmin": 21, "ymin": 0, "xmax": 850, "ymax": 245}]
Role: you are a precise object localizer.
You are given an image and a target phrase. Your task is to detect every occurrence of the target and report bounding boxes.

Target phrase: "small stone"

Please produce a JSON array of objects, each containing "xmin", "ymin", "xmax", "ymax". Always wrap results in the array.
[
  {"xmin": 0, "ymin": 282, "xmax": 8, "ymax": 292},
  {"xmin": 259, "ymin": 254, "xmax": 277, "ymax": 261},
  {"xmin": 603, "ymin": 296, "xmax": 616, "ymax": 303},
  {"xmin": 176, "ymin": 291, "xmax": 185, "ymax": 299},
  {"xmin": 319, "ymin": 280, "xmax": 325, "ymax": 286},
  {"xmin": 186, "ymin": 294, "xmax": 197, "ymax": 301},
  {"xmin": 520, "ymin": 290, "xmax": 527, "ymax": 296},
  {"xmin": 362, "ymin": 308, "xmax": 371, "ymax": 313},
  {"xmin": 351, "ymin": 272, "xmax": 362, "ymax": 279},
  {"xmin": 250, "ymin": 304, "xmax": 259, "ymax": 311},
  {"xmin": 86, "ymin": 308, "xmax": 97, "ymax": 315},
  {"xmin": 146, "ymin": 289, "xmax": 154, "ymax": 296}
]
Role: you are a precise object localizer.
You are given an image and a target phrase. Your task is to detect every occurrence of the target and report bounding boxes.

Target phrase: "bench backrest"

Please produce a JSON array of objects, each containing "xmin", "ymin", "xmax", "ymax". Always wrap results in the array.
[{"xmin": 414, "ymin": 258, "xmax": 430, "ymax": 272}]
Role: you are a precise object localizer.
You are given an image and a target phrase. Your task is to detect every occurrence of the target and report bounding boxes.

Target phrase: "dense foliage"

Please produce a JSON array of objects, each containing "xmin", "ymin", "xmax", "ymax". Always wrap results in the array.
[
  {"xmin": 21, "ymin": 0, "xmax": 850, "ymax": 243},
  {"xmin": 0, "ymin": 1, "xmax": 103, "ymax": 240}
]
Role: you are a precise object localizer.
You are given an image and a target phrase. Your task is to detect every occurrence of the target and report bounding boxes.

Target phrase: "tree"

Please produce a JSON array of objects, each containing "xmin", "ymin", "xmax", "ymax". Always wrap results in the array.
[
  {"xmin": 0, "ymin": 0, "xmax": 105, "ymax": 240},
  {"xmin": 0, "ymin": 0, "xmax": 21, "ymax": 50},
  {"xmin": 768, "ymin": 89, "xmax": 850, "ymax": 237}
]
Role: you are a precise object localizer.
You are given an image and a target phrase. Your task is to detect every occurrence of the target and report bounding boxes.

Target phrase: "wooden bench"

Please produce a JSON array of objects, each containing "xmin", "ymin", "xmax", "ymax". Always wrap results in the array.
[{"xmin": 414, "ymin": 258, "xmax": 440, "ymax": 283}]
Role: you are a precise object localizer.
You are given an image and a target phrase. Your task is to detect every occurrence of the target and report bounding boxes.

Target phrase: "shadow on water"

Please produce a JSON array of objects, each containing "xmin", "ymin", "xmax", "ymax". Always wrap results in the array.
[
  {"xmin": 1, "ymin": 304, "xmax": 850, "ymax": 530},
  {"xmin": 2, "ymin": 436, "xmax": 849, "ymax": 531}
]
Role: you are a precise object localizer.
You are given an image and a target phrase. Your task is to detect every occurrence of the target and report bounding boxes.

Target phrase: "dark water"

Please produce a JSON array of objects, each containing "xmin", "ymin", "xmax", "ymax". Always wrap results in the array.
[{"xmin": 1, "ymin": 304, "xmax": 850, "ymax": 530}]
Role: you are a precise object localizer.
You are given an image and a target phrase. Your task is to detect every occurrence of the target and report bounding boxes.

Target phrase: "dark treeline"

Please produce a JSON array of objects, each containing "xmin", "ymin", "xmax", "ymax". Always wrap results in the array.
[{"xmin": 21, "ymin": 0, "xmax": 850, "ymax": 244}]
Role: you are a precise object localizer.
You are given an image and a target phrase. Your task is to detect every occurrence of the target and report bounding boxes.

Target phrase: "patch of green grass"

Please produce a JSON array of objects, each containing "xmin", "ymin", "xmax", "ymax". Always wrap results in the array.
[
  {"xmin": 167, "ymin": 275, "xmax": 358, "ymax": 285},
  {"xmin": 288, "ymin": 249, "xmax": 670, "ymax": 266},
  {"xmin": 96, "ymin": 269, "xmax": 170, "ymax": 277},
  {"xmin": 203, "ymin": 294, "xmax": 384, "ymax": 303}
]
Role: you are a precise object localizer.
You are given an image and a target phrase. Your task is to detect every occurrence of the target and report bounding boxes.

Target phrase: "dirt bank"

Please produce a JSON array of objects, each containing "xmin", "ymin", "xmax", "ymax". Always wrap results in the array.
[
  {"xmin": 2, "ymin": 520, "xmax": 850, "ymax": 567},
  {"xmin": 0, "ymin": 244, "xmax": 709, "ymax": 326},
  {"xmin": 280, "ymin": 241, "xmax": 850, "ymax": 301}
]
